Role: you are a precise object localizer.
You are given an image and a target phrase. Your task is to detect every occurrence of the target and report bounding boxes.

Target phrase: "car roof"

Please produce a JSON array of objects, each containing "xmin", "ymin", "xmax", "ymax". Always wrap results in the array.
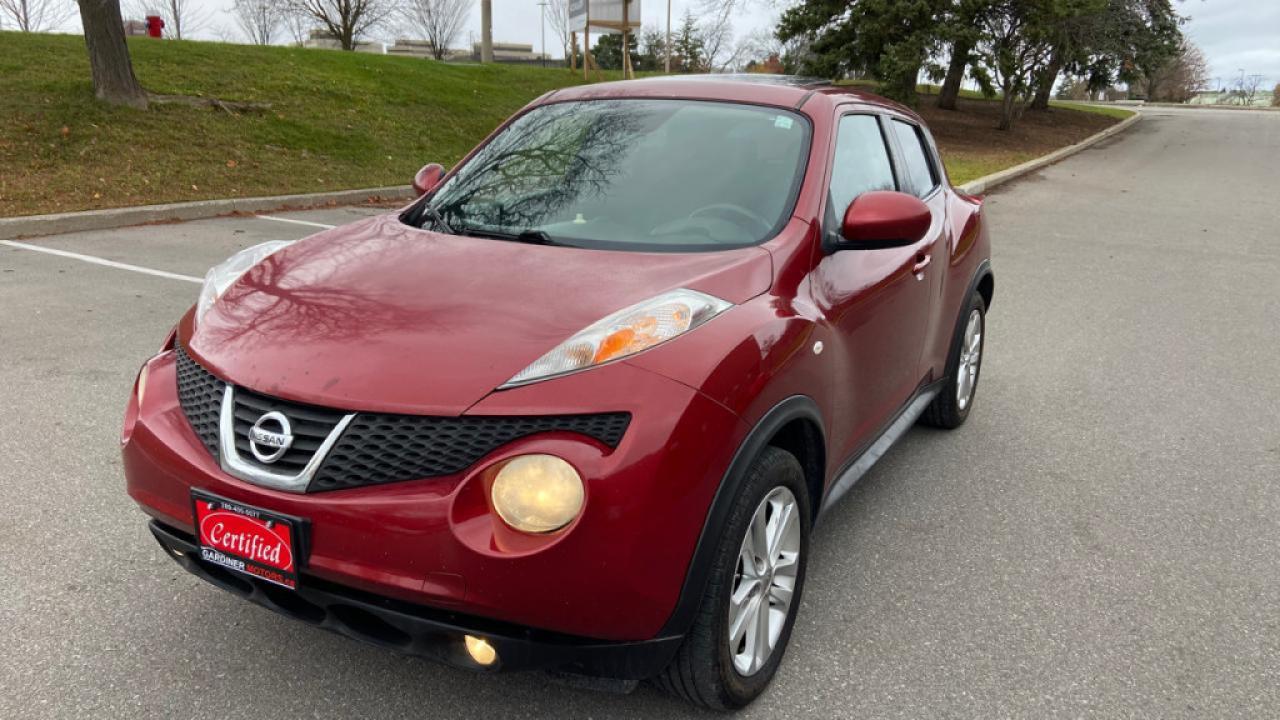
[{"xmin": 544, "ymin": 75, "xmax": 915, "ymax": 119}]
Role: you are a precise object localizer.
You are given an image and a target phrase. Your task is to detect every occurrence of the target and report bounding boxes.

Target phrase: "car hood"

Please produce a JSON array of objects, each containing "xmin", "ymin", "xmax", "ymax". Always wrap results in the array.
[{"xmin": 187, "ymin": 214, "xmax": 773, "ymax": 415}]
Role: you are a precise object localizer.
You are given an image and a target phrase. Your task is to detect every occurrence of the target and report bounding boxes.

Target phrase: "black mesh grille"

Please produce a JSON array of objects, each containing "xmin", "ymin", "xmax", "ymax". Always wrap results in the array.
[
  {"xmin": 308, "ymin": 413, "xmax": 631, "ymax": 492},
  {"xmin": 175, "ymin": 344, "xmax": 224, "ymax": 458},
  {"xmin": 230, "ymin": 388, "xmax": 347, "ymax": 475},
  {"xmin": 174, "ymin": 345, "xmax": 630, "ymax": 492}
]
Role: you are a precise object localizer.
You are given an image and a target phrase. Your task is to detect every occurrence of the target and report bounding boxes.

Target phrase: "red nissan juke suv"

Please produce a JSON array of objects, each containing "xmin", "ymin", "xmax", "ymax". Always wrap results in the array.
[{"xmin": 123, "ymin": 75, "xmax": 992, "ymax": 710}]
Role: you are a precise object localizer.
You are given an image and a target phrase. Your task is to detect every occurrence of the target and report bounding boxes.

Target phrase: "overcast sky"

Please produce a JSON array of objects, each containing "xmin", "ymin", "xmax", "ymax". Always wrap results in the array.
[
  {"xmin": 1180, "ymin": 0, "xmax": 1278, "ymax": 88},
  {"xmin": 44, "ymin": 0, "xmax": 1278, "ymax": 89}
]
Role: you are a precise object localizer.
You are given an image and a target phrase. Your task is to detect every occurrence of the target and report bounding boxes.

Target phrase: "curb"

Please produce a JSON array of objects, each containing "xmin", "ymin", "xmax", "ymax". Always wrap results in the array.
[
  {"xmin": 958, "ymin": 111, "xmax": 1142, "ymax": 195},
  {"xmin": 0, "ymin": 185, "xmax": 417, "ymax": 240},
  {"xmin": 1100, "ymin": 100, "xmax": 1278, "ymax": 112}
]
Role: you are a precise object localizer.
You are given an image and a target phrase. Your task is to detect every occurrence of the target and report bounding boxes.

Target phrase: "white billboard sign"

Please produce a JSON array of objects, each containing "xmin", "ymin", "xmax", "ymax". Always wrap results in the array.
[{"xmin": 569, "ymin": 0, "xmax": 641, "ymax": 34}]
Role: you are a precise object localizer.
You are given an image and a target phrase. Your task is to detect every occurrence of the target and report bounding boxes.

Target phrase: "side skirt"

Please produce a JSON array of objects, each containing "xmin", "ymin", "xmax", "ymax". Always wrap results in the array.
[{"xmin": 818, "ymin": 382, "xmax": 942, "ymax": 517}]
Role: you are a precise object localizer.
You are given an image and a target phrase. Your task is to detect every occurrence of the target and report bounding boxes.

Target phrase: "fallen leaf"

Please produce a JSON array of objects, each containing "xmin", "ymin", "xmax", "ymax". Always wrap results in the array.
[
  {"xmin": 226, "ymin": 160, "xmax": 238, "ymax": 168},
  {"xmin": 60, "ymin": 126, "xmax": 70, "ymax": 138}
]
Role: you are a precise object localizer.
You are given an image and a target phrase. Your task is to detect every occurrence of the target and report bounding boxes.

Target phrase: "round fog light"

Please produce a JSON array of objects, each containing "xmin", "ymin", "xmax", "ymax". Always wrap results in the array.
[
  {"xmin": 464, "ymin": 635, "xmax": 497, "ymax": 666},
  {"xmin": 490, "ymin": 455, "xmax": 584, "ymax": 534}
]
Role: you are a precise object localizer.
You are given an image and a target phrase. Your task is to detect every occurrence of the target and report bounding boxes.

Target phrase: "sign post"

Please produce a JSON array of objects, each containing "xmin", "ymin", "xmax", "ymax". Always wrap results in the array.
[{"xmin": 570, "ymin": 0, "xmax": 641, "ymax": 80}]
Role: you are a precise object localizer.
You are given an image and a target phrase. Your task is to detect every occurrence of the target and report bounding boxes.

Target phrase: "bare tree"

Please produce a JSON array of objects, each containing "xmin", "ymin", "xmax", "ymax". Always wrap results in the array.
[
  {"xmin": 697, "ymin": 0, "xmax": 744, "ymax": 72},
  {"xmin": 166, "ymin": 0, "xmax": 209, "ymax": 38},
  {"xmin": 732, "ymin": 27, "xmax": 783, "ymax": 72},
  {"xmin": 1141, "ymin": 37, "xmax": 1209, "ymax": 103},
  {"xmin": 76, "ymin": 0, "xmax": 148, "ymax": 108},
  {"xmin": 293, "ymin": 0, "xmax": 396, "ymax": 50},
  {"xmin": 402, "ymin": 0, "xmax": 472, "ymax": 59},
  {"xmin": 232, "ymin": 0, "xmax": 282, "ymax": 45},
  {"xmin": 1, "ymin": 0, "xmax": 75, "ymax": 31},
  {"xmin": 1239, "ymin": 73, "xmax": 1265, "ymax": 106},
  {"xmin": 545, "ymin": 0, "xmax": 572, "ymax": 60},
  {"xmin": 280, "ymin": 5, "xmax": 314, "ymax": 45}
]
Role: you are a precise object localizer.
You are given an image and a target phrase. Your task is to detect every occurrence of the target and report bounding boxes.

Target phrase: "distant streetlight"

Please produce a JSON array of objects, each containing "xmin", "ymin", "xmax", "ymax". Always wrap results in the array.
[{"xmin": 538, "ymin": 0, "xmax": 548, "ymax": 68}]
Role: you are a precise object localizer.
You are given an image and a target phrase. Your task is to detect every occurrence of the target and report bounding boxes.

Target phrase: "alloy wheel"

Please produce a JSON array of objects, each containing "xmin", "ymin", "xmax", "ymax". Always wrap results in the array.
[
  {"xmin": 956, "ymin": 308, "xmax": 983, "ymax": 410},
  {"xmin": 727, "ymin": 486, "xmax": 801, "ymax": 676}
]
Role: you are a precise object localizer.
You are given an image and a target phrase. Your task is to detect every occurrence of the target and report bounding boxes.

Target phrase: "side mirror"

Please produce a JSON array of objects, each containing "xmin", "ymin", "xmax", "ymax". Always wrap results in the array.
[
  {"xmin": 413, "ymin": 163, "xmax": 447, "ymax": 196},
  {"xmin": 837, "ymin": 190, "xmax": 931, "ymax": 250}
]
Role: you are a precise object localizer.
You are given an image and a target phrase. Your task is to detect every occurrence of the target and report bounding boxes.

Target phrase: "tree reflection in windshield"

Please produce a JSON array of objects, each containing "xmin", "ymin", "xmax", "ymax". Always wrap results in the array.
[
  {"xmin": 420, "ymin": 99, "xmax": 811, "ymax": 252},
  {"xmin": 434, "ymin": 101, "xmax": 642, "ymax": 232}
]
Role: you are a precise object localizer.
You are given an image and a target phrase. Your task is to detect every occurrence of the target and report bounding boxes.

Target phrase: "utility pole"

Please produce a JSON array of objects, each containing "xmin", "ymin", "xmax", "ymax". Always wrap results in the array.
[
  {"xmin": 480, "ymin": 0, "xmax": 493, "ymax": 63},
  {"xmin": 622, "ymin": 0, "xmax": 632, "ymax": 79},
  {"xmin": 665, "ymin": 0, "xmax": 671, "ymax": 74},
  {"xmin": 583, "ymin": 1, "xmax": 591, "ymax": 80},
  {"xmin": 538, "ymin": 0, "xmax": 548, "ymax": 68}
]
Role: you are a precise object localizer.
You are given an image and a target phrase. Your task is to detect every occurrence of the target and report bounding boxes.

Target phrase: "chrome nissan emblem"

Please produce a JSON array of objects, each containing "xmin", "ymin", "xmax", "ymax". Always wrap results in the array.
[{"xmin": 248, "ymin": 411, "xmax": 293, "ymax": 464}]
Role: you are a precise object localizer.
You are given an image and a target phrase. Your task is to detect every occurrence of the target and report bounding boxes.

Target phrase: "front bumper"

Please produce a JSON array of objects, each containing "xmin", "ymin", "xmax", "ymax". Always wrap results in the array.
[
  {"xmin": 149, "ymin": 521, "xmax": 682, "ymax": 678},
  {"xmin": 125, "ymin": 348, "xmax": 747, "ymax": 643}
]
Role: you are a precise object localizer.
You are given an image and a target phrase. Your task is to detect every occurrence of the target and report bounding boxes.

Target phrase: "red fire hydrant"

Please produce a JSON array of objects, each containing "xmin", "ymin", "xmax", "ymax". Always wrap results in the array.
[{"xmin": 145, "ymin": 15, "xmax": 164, "ymax": 38}]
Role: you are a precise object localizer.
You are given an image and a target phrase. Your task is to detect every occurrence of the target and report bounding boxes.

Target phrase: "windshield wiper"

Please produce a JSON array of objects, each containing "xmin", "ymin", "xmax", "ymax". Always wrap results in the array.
[
  {"xmin": 456, "ymin": 226, "xmax": 564, "ymax": 246},
  {"xmin": 514, "ymin": 229, "xmax": 559, "ymax": 245},
  {"xmin": 419, "ymin": 203, "xmax": 454, "ymax": 235}
]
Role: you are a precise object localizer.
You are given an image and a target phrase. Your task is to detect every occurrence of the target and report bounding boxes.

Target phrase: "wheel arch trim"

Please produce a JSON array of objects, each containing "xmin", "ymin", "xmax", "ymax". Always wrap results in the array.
[
  {"xmin": 970, "ymin": 259, "xmax": 994, "ymax": 310},
  {"xmin": 948, "ymin": 260, "xmax": 993, "ymax": 368},
  {"xmin": 657, "ymin": 394, "xmax": 825, "ymax": 637}
]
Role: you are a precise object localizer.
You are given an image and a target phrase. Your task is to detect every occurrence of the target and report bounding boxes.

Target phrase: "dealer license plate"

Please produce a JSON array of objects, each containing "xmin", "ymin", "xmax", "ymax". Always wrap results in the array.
[{"xmin": 191, "ymin": 490, "xmax": 303, "ymax": 589}]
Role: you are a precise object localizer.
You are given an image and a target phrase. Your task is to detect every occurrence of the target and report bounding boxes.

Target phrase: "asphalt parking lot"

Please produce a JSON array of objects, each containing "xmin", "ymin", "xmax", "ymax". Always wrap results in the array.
[{"xmin": 2, "ymin": 106, "xmax": 1277, "ymax": 718}]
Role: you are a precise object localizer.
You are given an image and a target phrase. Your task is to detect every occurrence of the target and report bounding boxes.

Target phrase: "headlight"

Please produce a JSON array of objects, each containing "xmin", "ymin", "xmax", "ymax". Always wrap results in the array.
[
  {"xmin": 490, "ymin": 455, "xmax": 584, "ymax": 533},
  {"xmin": 196, "ymin": 241, "xmax": 291, "ymax": 321},
  {"xmin": 502, "ymin": 288, "xmax": 732, "ymax": 387}
]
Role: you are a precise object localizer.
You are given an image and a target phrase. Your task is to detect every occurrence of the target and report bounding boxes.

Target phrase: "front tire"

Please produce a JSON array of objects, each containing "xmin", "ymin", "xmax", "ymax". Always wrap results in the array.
[
  {"xmin": 654, "ymin": 447, "xmax": 810, "ymax": 710},
  {"xmin": 922, "ymin": 291, "xmax": 986, "ymax": 429}
]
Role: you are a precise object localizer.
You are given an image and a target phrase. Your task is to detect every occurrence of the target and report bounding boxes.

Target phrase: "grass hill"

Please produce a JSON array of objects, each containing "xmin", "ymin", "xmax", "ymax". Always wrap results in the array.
[
  {"xmin": 0, "ymin": 32, "xmax": 614, "ymax": 217},
  {"xmin": 0, "ymin": 31, "xmax": 1127, "ymax": 218}
]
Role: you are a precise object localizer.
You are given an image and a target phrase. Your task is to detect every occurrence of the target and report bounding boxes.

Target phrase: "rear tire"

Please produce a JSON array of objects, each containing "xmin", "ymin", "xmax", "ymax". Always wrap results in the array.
[
  {"xmin": 922, "ymin": 291, "xmax": 986, "ymax": 429},
  {"xmin": 653, "ymin": 447, "xmax": 810, "ymax": 710}
]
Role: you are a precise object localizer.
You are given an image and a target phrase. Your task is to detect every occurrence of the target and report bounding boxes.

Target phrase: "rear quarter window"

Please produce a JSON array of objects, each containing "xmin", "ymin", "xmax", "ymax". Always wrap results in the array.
[{"xmin": 889, "ymin": 120, "xmax": 939, "ymax": 198}]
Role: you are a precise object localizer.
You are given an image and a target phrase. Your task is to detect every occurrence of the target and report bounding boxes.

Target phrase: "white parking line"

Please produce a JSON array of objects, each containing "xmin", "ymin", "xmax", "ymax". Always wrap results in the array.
[
  {"xmin": 1, "ymin": 240, "xmax": 202, "ymax": 283},
  {"xmin": 254, "ymin": 215, "xmax": 336, "ymax": 229}
]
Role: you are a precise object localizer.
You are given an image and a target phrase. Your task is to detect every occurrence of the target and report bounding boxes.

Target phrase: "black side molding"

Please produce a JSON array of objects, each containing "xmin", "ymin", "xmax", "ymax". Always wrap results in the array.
[
  {"xmin": 819, "ymin": 379, "xmax": 943, "ymax": 515},
  {"xmin": 657, "ymin": 395, "xmax": 825, "ymax": 637}
]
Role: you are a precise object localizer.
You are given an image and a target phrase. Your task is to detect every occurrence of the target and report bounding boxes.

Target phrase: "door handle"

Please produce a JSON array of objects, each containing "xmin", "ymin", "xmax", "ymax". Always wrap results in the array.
[{"xmin": 912, "ymin": 253, "xmax": 932, "ymax": 277}]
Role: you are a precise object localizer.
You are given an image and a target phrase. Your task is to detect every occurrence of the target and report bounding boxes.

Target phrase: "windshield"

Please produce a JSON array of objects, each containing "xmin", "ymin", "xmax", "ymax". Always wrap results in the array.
[{"xmin": 404, "ymin": 99, "xmax": 811, "ymax": 251}]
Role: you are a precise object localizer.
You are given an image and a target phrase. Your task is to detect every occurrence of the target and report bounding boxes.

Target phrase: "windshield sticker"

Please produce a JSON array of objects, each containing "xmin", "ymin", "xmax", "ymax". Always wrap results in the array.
[{"xmin": 774, "ymin": 115, "xmax": 794, "ymax": 130}]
